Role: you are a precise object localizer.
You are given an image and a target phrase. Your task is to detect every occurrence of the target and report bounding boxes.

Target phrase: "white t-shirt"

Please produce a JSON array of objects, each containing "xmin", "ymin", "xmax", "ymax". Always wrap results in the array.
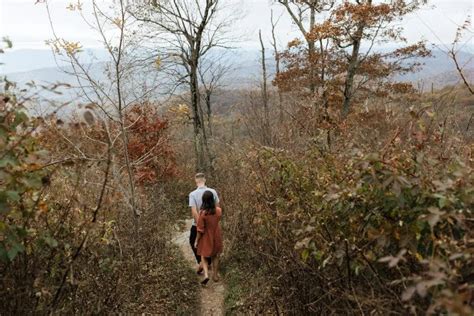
[{"xmin": 188, "ymin": 186, "xmax": 219, "ymax": 226}]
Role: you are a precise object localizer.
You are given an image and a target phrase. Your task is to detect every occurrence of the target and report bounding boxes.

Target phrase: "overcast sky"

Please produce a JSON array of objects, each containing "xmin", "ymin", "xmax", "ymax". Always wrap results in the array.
[{"xmin": 0, "ymin": 0, "xmax": 473, "ymax": 51}]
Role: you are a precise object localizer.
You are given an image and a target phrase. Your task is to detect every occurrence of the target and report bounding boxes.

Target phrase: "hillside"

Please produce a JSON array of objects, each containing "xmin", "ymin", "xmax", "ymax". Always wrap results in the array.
[{"xmin": 3, "ymin": 48, "xmax": 473, "ymax": 92}]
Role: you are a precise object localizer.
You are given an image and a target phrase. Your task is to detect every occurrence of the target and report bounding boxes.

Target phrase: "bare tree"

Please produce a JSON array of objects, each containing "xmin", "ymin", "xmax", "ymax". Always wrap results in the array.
[
  {"xmin": 259, "ymin": 30, "xmax": 271, "ymax": 145},
  {"xmin": 270, "ymin": 10, "xmax": 284, "ymax": 122},
  {"xmin": 46, "ymin": 0, "xmax": 142, "ymax": 218},
  {"xmin": 131, "ymin": 0, "xmax": 236, "ymax": 172},
  {"xmin": 449, "ymin": 16, "xmax": 474, "ymax": 95},
  {"xmin": 198, "ymin": 54, "xmax": 232, "ymax": 137},
  {"xmin": 196, "ymin": 54, "xmax": 232, "ymax": 172},
  {"xmin": 43, "ymin": 0, "xmax": 166, "ymax": 303}
]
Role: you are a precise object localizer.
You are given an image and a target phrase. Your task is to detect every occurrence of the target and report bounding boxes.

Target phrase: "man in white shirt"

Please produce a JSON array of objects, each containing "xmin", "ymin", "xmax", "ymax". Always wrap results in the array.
[{"xmin": 189, "ymin": 173, "xmax": 220, "ymax": 271}]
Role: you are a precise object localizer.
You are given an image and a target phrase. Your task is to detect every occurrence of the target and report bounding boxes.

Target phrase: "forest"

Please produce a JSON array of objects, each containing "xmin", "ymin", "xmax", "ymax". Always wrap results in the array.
[{"xmin": 1, "ymin": 0, "xmax": 473, "ymax": 315}]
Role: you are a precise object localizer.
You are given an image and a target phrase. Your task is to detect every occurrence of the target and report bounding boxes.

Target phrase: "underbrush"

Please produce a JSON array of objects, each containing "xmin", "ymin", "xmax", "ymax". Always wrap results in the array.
[
  {"xmin": 222, "ymin": 249, "xmax": 253, "ymax": 314},
  {"xmin": 217, "ymin": 104, "xmax": 473, "ymax": 315},
  {"xmin": 0, "ymin": 90, "xmax": 199, "ymax": 314}
]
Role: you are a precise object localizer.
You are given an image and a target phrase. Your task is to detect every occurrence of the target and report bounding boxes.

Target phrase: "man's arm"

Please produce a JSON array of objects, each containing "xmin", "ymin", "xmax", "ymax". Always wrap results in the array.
[
  {"xmin": 189, "ymin": 193, "xmax": 199, "ymax": 222},
  {"xmin": 191, "ymin": 206, "xmax": 199, "ymax": 223},
  {"xmin": 214, "ymin": 190, "xmax": 220, "ymax": 208}
]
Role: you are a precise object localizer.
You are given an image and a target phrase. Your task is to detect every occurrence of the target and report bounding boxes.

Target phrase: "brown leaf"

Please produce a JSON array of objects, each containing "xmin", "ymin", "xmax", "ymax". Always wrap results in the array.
[{"xmin": 402, "ymin": 286, "xmax": 416, "ymax": 301}]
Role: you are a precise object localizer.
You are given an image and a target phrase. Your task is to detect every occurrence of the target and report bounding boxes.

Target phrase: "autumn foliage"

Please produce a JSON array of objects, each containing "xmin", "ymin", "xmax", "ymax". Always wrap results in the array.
[
  {"xmin": 1, "ymin": 0, "xmax": 473, "ymax": 314},
  {"xmin": 126, "ymin": 104, "xmax": 177, "ymax": 184},
  {"xmin": 212, "ymin": 2, "xmax": 472, "ymax": 313},
  {"xmin": 274, "ymin": 0, "xmax": 430, "ymax": 113},
  {"xmin": 217, "ymin": 105, "xmax": 473, "ymax": 314},
  {"xmin": 0, "ymin": 84, "xmax": 194, "ymax": 313}
]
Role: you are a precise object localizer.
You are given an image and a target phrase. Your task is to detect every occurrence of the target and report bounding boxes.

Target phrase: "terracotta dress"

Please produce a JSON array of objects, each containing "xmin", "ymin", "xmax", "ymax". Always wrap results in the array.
[{"xmin": 197, "ymin": 207, "xmax": 223, "ymax": 257}]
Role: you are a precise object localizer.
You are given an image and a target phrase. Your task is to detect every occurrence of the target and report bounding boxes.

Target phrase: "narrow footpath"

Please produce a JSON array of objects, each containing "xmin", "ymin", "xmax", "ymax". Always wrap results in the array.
[{"xmin": 173, "ymin": 219, "xmax": 225, "ymax": 316}]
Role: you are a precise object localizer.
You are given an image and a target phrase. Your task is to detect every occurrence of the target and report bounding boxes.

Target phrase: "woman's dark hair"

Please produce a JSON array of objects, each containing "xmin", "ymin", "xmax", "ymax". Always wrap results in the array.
[{"xmin": 201, "ymin": 190, "xmax": 216, "ymax": 215}]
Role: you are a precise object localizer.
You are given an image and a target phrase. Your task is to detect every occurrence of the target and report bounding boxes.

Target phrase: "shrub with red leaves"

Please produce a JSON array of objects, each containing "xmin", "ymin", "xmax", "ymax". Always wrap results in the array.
[{"xmin": 126, "ymin": 103, "xmax": 177, "ymax": 185}]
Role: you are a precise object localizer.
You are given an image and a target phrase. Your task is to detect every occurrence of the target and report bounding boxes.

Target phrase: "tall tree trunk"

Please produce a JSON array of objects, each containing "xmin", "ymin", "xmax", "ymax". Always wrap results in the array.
[
  {"xmin": 319, "ymin": 38, "xmax": 329, "ymax": 111},
  {"xmin": 190, "ymin": 1, "xmax": 215, "ymax": 173},
  {"xmin": 342, "ymin": 0, "xmax": 371, "ymax": 117},
  {"xmin": 307, "ymin": 6, "xmax": 316, "ymax": 94},
  {"xmin": 342, "ymin": 26, "xmax": 364, "ymax": 117},
  {"xmin": 190, "ymin": 60, "xmax": 206, "ymax": 172},
  {"xmin": 259, "ymin": 30, "xmax": 271, "ymax": 146},
  {"xmin": 270, "ymin": 10, "xmax": 284, "ymax": 123},
  {"xmin": 205, "ymin": 92, "xmax": 213, "ymax": 136},
  {"xmin": 201, "ymin": 98, "xmax": 214, "ymax": 174}
]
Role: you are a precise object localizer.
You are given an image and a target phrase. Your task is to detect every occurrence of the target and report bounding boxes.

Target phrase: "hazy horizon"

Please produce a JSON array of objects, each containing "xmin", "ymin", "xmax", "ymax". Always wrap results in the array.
[{"xmin": 1, "ymin": 0, "xmax": 473, "ymax": 79}]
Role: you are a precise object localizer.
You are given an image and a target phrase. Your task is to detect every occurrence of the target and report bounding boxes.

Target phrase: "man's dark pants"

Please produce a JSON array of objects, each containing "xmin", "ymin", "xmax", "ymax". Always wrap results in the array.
[{"xmin": 189, "ymin": 225, "xmax": 211, "ymax": 265}]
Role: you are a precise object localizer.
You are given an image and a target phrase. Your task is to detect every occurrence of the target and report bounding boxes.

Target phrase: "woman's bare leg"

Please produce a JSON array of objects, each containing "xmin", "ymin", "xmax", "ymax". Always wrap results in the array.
[
  {"xmin": 212, "ymin": 255, "xmax": 220, "ymax": 281},
  {"xmin": 202, "ymin": 256, "xmax": 209, "ymax": 281},
  {"xmin": 196, "ymin": 261, "xmax": 203, "ymax": 274}
]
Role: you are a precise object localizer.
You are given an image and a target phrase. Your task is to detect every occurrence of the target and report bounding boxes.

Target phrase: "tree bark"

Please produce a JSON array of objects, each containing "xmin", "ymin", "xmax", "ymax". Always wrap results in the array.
[
  {"xmin": 205, "ymin": 91, "xmax": 213, "ymax": 137},
  {"xmin": 342, "ymin": 0, "xmax": 371, "ymax": 117},
  {"xmin": 270, "ymin": 10, "xmax": 284, "ymax": 123},
  {"xmin": 259, "ymin": 30, "xmax": 271, "ymax": 146},
  {"xmin": 190, "ymin": 61, "xmax": 206, "ymax": 171},
  {"xmin": 342, "ymin": 24, "xmax": 364, "ymax": 117},
  {"xmin": 308, "ymin": 5, "xmax": 316, "ymax": 94}
]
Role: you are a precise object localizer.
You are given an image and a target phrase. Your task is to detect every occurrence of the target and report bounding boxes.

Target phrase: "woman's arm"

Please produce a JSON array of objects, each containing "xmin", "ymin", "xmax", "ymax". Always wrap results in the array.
[
  {"xmin": 195, "ymin": 231, "xmax": 202, "ymax": 249},
  {"xmin": 195, "ymin": 211, "xmax": 205, "ymax": 248}
]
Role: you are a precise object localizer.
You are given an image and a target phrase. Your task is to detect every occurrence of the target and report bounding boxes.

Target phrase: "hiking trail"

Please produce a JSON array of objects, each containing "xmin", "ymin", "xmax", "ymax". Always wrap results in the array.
[{"xmin": 173, "ymin": 219, "xmax": 225, "ymax": 316}]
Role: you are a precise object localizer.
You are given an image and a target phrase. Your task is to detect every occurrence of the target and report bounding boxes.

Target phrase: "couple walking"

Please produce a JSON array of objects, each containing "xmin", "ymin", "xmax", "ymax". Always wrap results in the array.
[{"xmin": 188, "ymin": 173, "xmax": 223, "ymax": 285}]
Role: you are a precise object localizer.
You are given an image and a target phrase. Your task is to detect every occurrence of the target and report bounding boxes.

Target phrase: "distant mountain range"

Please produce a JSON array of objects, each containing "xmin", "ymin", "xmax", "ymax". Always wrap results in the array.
[
  {"xmin": 396, "ymin": 49, "xmax": 474, "ymax": 89},
  {"xmin": 0, "ymin": 48, "xmax": 109, "ymax": 74},
  {"xmin": 1, "ymin": 47, "xmax": 473, "ymax": 96}
]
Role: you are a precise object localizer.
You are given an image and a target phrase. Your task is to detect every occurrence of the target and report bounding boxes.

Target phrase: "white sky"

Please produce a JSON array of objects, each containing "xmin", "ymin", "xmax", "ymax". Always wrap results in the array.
[{"xmin": 0, "ymin": 0, "xmax": 473, "ymax": 50}]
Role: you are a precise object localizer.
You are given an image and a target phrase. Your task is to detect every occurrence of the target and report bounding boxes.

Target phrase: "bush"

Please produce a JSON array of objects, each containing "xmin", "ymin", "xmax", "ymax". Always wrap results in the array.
[
  {"xmin": 217, "ymin": 106, "xmax": 473, "ymax": 315},
  {"xmin": 0, "ymin": 85, "xmax": 198, "ymax": 314}
]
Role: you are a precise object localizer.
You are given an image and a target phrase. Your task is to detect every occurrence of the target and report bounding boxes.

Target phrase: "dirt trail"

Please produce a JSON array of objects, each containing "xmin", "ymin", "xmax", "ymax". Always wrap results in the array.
[{"xmin": 173, "ymin": 219, "xmax": 225, "ymax": 316}]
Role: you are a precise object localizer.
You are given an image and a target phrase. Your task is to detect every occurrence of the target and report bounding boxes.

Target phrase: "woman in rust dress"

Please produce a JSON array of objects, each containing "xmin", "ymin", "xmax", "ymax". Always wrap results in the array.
[{"xmin": 195, "ymin": 190, "xmax": 223, "ymax": 285}]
